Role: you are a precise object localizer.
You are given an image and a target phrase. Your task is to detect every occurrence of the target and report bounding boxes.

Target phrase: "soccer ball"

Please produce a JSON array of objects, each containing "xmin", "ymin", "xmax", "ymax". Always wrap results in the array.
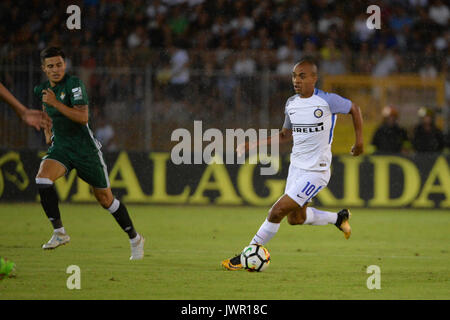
[{"xmin": 240, "ymin": 244, "xmax": 271, "ymax": 272}]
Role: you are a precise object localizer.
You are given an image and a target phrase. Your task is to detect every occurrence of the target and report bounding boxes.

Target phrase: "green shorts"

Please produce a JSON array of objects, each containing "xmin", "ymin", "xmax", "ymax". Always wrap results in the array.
[{"xmin": 42, "ymin": 145, "xmax": 110, "ymax": 189}]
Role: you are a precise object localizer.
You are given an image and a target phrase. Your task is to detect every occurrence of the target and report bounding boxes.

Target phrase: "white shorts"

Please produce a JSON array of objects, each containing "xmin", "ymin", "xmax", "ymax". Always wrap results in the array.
[{"xmin": 284, "ymin": 164, "xmax": 331, "ymax": 207}]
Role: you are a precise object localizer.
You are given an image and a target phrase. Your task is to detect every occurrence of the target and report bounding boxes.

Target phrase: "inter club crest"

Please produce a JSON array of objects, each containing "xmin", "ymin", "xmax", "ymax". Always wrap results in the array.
[{"xmin": 314, "ymin": 108, "xmax": 323, "ymax": 118}]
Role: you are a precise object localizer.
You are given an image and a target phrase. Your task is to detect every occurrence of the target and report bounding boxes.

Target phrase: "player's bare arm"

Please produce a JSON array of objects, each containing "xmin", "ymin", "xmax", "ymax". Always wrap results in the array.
[
  {"xmin": 0, "ymin": 82, "xmax": 48, "ymax": 130},
  {"xmin": 349, "ymin": 102, "xmax": 364, "ymax": 156},
  {"xmin": 42, "ymin": 88, "xmax": 89, "ymax": 125},
  {"xmin": 236, "ymin": 127, "xmax": 292, "ymax": 157},
  {"xmin": 42, "ymin": 105, "xmax": 52, "ymax": 145}
]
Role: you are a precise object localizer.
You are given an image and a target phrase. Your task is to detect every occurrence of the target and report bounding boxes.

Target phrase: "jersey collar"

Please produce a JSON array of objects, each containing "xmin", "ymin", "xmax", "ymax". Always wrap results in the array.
[{"xmin": 49, "ymin": 74, "xmax": 68, "ymax": 88}]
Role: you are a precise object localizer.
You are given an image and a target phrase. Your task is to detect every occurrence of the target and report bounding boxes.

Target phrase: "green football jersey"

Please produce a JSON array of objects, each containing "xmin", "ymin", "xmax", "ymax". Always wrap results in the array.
[{"xmin": 34, "ymin": 74, "xmax": 99, "ymax": 153}]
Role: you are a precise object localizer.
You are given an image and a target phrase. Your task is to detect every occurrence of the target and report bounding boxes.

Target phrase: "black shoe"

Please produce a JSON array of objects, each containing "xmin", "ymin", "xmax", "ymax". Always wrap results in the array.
[
  {"xmin": 221, "ymin": 254, "xmax": 243, "ymax": 271},
  {"xmin": 335, "ymin": 209, "xmax": 352, "ymax": 239}
]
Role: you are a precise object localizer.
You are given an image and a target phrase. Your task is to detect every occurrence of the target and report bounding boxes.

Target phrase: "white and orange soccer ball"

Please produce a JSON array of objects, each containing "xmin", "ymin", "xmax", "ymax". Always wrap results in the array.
[{"xmin": 240, "ymin": 244, "xmax": 271, "ymax": 272}]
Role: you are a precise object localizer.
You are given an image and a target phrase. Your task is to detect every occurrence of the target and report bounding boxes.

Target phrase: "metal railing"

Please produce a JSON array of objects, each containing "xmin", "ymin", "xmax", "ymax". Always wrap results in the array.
[{"xmin": 1, "ymin": 52, "xmax": 447, "ymax": 152}]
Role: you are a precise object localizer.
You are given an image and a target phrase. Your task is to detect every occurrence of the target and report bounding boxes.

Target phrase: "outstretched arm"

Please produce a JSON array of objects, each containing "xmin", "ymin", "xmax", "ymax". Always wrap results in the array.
[
  {"xmin": 0, "ymin": 82, "xmax": 46, "ymax": 130},
  {"xmin": 349, "ymin": 103, "xmax": 364, "ymax": 156},
  {"xmin": 237, "ymin": 127, "xmax": 292, "ymax": 157},
  {"xmin": 42, "ymin": 105, "xmax": 52, "ymax": 145}
]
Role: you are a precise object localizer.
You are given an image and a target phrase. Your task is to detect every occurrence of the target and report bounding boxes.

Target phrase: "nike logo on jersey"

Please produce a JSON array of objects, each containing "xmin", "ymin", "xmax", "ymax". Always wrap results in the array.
[{"xmin": 289, "ymin": 112, "xmax": 296, "ymax": 115}]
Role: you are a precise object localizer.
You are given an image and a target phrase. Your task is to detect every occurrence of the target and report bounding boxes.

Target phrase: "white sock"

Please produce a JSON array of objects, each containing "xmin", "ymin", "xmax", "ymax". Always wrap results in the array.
[
  {"xmin": 250, "ymin": 219, "xmax": 280, "ymax": 245},
  {"xmin": 304, "ymin": 207, "xmax": 337, "ymax": 226},
  {"xmin": 130, "ymin": 233, "xmax": 141, "ymax": 245},
  {"xmin": 107, "ymin": 198, "xmax": 120, "ymax": 214},
  {"xmin": 54, "ymin": 227, "xmax": 66, "ymax": 234},
  {"xmin": 36, "ymin": 177, "xmax": 53, "ymax": 185}
]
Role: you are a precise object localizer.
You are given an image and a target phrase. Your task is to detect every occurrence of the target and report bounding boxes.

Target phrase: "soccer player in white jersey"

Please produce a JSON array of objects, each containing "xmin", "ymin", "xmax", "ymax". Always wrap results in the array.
[{"xmin": 222, "ymin": 58, "xmax": 364, "ymax": 270}]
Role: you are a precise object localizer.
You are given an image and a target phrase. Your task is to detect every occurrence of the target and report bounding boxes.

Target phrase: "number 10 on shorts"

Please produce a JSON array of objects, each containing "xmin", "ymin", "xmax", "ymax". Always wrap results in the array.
[{"xmin": 301, "ymin": 181, "xmax": 316, "ymax": 196}]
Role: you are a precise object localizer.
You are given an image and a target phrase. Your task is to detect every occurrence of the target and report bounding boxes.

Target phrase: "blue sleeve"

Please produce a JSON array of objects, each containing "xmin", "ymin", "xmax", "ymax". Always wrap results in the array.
[
  {"xmin": 330, "ymin": 93, "xmax": 352, "ymax": 114},
  {"xmin": 283, "ymin": 114, "xmax": 292, "ymax": 129},
  {"xmin": 283, "ymin": 95, "xmax": 295, "ymax": 129},
  {"xmin": 316, "ymin": 89, "xmax": 352, "ymax": 114}
]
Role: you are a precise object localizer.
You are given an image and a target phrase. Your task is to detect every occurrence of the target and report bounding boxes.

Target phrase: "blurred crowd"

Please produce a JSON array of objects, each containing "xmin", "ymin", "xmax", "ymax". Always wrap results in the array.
[
  {"xmin": 0, "ymin": 0, "xmax": 449, "ymax": 152},
  {"xmin": 1, "ymin": 0, "xmax": 448, "ymax": 75},
  {"xmin": 371, "ymin": 106, "xmax": 448, "ymax": 154}
]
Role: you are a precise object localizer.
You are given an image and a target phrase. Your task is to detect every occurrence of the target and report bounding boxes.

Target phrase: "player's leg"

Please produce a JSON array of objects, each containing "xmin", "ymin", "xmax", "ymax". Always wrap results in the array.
[
  {"xmin": 222, "ymin": 194, "xmax": 298, "ymax": 270},
  {"xmin": 285, "ymin": 168, "xmax": 352, "ymax": 238},
  {"xmin": 249, "ymin": 194, "xmax": 300, "ymax": 245},
  {"xmin": 287, "ymin": 205, "xmax": 337, "ymax": 226},
  {"xmin": 93, "ymin": 187, "xmax": 139, "ymax": 240},
  {"xmin": 93, "ymin": 187, "xmax": 145, "ymax": 260},
  {"xmin": 247, "ymin": 165, "xmax": 324, "ymax": 247},
  {"xmin": 245, "ymin": 164, "xmax": 306, "ymax": 247},
  {"xmin": 75, "ymin": 153, "xmax": 140, "ymax": 241},
  {"xmin": 222, "ymin": 165, "xmax": 302, "ymax": 270},
  {"xmin": 286, "ymin": 205, "xmax": 308, "ymax": 225},
  {"xmin": 288, "ymin": 206, "xmax": 352, "ymax": 239},
  {"xmin": 36, "ymin": 158, "xmax": 71, "ymax": 249},
  {"xmin": 74, "ymin": 150, "xmax": 144, "ymax": 260}
]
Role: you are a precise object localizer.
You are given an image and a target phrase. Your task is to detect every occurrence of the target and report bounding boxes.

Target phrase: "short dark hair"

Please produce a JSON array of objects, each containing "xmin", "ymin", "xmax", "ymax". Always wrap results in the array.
[
  {"xmin": 296, "ymin": 56, "xmax": 318, "ymax": 68},
  {"xmin": 40, "ymin": 47, "xmax": 65, "ymax": 63}
]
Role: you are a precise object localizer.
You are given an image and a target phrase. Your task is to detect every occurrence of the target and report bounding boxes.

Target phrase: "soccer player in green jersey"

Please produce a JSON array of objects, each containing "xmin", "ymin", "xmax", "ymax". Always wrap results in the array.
[{"xmin": 34, "ymin": 47, "xmax": 144, "ymax": 260}]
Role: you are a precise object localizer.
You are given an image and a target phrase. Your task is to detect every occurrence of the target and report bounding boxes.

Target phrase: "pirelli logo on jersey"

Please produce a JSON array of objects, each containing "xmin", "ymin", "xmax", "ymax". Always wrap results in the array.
[{"xmin": 292, "ymin": 122, "xmax": 324, "ymax": 133}]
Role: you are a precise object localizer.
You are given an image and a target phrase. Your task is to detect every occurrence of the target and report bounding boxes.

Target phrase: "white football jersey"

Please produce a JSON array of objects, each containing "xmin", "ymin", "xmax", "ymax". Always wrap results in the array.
[{"xmin": 283, "ymin": 88, "xmax": 352, "ymax": 171}]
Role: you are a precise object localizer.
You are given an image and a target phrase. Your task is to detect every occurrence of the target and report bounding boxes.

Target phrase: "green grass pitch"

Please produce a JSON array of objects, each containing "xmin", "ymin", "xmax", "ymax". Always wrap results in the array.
[{"xmin": 0, "ymin": 203, "xmax": 449, "ymax": 300}]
